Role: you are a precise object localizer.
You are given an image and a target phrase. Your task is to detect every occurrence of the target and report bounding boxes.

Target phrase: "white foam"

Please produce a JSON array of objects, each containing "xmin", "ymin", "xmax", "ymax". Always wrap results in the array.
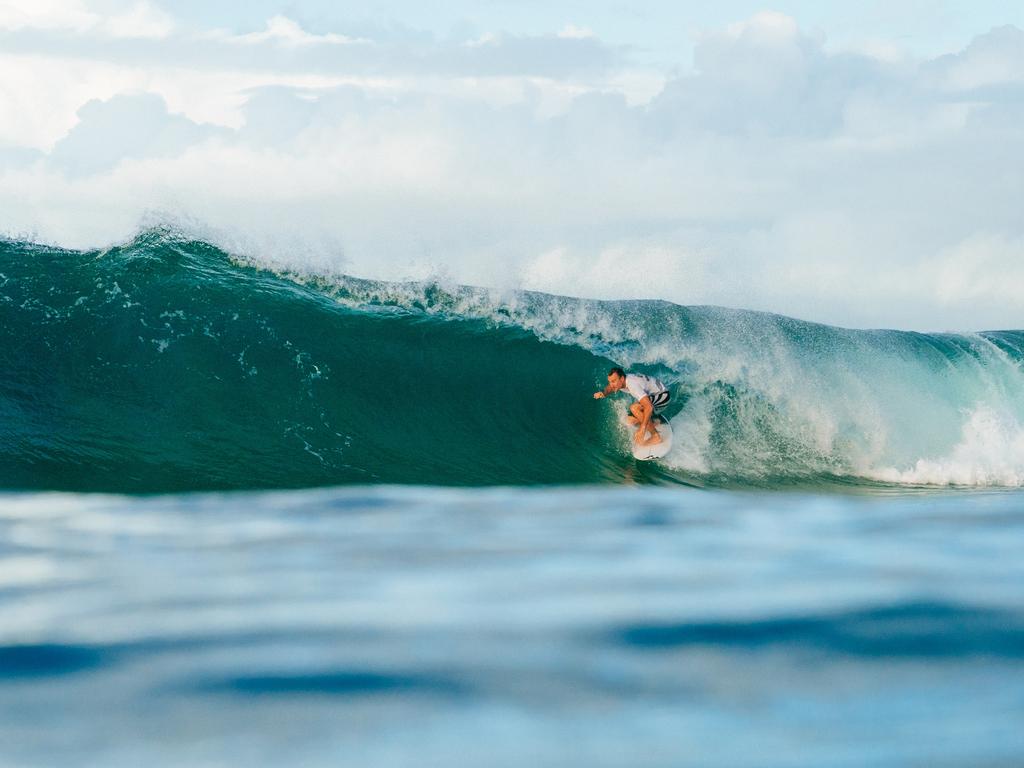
[
  {"xmin": 663, "ymin": 400, "xmax": 713, "ymax": 474},
  {"xmin": 868, "ymin": 406, "xmax": 1024, "ymax": 487}
]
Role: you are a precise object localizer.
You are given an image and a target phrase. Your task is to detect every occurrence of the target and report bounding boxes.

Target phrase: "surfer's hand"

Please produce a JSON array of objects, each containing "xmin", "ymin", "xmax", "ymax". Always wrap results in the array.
[{"xmin": 593, "ymin": 391, "xmax": 605, "ymax": 399}]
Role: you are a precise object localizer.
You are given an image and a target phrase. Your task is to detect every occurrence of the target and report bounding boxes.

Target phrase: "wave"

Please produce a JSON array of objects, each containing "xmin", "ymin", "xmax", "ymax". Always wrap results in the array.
[{"xmin": 2, "ymin": 228, "xmax": 1023, "ymax": 492}]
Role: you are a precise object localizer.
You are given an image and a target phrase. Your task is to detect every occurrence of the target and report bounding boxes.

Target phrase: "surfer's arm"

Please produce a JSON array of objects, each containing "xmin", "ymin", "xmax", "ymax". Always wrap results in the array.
[{"xmin": 593, "ymin": 384, "xmax": 616, "ymax": 399}]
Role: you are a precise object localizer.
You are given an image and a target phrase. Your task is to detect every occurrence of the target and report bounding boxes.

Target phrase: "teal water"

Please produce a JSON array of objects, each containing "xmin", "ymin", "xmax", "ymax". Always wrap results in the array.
[
  {"xmin": 3, "ymin": 229, "xmax": 1024, "ymax": 767},
  {"xmin": 2, "ymin": 228, "xmax": 1023, "ymax": 492}
]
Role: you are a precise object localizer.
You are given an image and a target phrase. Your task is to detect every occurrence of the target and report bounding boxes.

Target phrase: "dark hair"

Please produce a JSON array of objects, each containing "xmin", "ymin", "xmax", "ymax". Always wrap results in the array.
[{"xmin": 608, "ymin": 366, "xmax": 626, "ymax": 378}]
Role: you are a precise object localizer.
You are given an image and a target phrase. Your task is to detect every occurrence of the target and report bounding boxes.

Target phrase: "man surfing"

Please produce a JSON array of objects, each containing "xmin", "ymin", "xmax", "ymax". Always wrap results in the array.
[{"xmin": 593, "ymin": 366, "xmax": 672, "ymax": 445}]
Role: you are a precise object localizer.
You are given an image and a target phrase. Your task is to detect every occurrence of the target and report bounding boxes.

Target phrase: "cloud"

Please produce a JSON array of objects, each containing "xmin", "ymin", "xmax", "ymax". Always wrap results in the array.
[
  {"xmin": 558, "ymin": 24, "xmax": 595, "ymax": 40},
  {"xmin": 928, "ymin": 24, "xmax": 1024, "ymax": 89},
  {"xmin": 218, "ymin": 15, "xmax": 360, "ymax": 47},
  {"xmin": 0, "ymin": 143, "xmax": 41, "ymax": 169},
  {"xmin": 650, "ymin": 11, "xmax": 892, "ymax": 138},
  {"xmin": 0, "ymin": 0, "xmax": 97, "ymax": 32},
  {"xmin": 0, "ymin": 12, "xmax": 620, "ymax": 80},
  {"xmin": 237, "ymin": 86, "xmax": 321, "ymax": 146},
  {"xmin": 103, "ymin": 1, "xmax": 174, "ymax": 40},
  {"xmin": 0, "ymin": 0, "xmax": 173, "ymax": 38},
  {"xmin": 48, "ymin": 93, "xmax": 227, "ymax": 177},
  {"xmin": 0, "ymin": 10, "xmax": 1023, "ymax": 330}
]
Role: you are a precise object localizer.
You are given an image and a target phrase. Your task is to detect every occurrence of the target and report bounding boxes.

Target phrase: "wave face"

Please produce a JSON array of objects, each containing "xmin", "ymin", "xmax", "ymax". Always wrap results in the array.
[{"xmin": 2, "ymin": 229, "xmax": 1023, "ymax": 492}]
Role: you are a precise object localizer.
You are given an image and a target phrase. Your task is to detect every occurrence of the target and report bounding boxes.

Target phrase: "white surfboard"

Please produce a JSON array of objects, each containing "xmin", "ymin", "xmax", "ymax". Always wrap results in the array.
[{"xmin": 623, "ymin": 415, "xmax": 674, "ymax": 461}]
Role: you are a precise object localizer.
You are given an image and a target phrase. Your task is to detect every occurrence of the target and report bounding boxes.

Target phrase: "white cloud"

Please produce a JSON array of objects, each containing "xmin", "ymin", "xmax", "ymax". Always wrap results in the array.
[
  {"xmin": 0, "ymin": 0, "xmax": 96, "ymax": 32},
  {"xmin": 0, "ymin": 10, "xmax": 618, "ymax": 80},
  {"xmin": 721, "ymin": 10, "xmax": 802, "ymax": 44},
  {"xmin": 0, "ymin": 0, "xmax": 173, "ymax": 38},
  {"xmin": 558, "ymin": 24, "xmax": 594, "ymax": 40},
  {"xmin": 104, "ymin": 1, "xmax": 174, "ymax": 40},
  {"xmin": 0, "ymin": 11, "xmax": 1023, "ymax": 330},
  {"xmin": 222, "ymin": 15, "xmax": 359, "ymax": 46},
  {"xmin": 48, "ymin": 93, "xmax": 227, "ymax": 176},
  {"xmin": 0, "ymin": 52, "xmax": 139, "ymax": 149},
  {"xmin": 931, "ymin": 25, "xmax": 1024, "ymax": 89},
  {"xmin": 835, "ymin": 37, "xmax": 908, "ymax": 64},
  {"xmin": 464, "ymin": 31, "xmax": 498, "ymax": 48}
]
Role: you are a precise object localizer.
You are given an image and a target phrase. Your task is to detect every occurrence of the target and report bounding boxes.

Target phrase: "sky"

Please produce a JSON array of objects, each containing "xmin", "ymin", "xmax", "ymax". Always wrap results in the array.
[{"xmin": 1, "ymin": 0, "xmax": 1024, "ymax": 330}]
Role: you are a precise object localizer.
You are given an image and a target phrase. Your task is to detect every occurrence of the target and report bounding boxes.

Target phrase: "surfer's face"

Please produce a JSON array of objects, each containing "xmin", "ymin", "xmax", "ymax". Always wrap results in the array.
[{"xmin": 608, "ymin": 373, "xmax": 625, "ymax": 390}]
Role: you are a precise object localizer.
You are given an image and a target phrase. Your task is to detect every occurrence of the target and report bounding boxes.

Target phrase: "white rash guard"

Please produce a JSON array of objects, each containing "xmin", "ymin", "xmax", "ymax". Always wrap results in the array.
[{"xmin": 624, "ymin": 373, "xmax": 667, "ymax": 401}]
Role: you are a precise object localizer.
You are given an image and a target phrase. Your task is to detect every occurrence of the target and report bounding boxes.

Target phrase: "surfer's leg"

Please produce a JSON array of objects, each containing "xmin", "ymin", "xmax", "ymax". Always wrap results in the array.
[
  {"xmin": 627, "ymin": 402, "xmax": 643, "ymax": 426},
  {"xmin": 641, "ymin": 400, "xmax": 658, "ymax": 434},
  {"xmin": 635, "ymin": 400, "xmax": 659, "ymax": 440}
]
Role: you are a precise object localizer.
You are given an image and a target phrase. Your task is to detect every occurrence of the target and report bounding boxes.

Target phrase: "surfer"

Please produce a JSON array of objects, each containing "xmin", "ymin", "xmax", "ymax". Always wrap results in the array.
[{"xmin": 593, "ymin": 367, "xmax": 671, "ymax": 445}]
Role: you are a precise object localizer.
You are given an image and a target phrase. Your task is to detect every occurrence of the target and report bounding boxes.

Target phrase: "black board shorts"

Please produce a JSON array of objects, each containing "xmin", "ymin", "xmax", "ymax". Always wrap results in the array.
[
  {"xmin": 648, "ymin": 390, "xmax": 671, "ymax": 411},
  {"xmin": 627, "ymin": 390, "xmax": 671, "ymax": 415}
]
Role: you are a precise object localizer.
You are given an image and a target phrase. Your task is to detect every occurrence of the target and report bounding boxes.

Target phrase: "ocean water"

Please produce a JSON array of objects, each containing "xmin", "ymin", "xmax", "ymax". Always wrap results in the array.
[
  {"xmin": 2, "ymin": 230, "xmax": 1024, "ymax": 766},
  {"xmin": 3, "ymin": 487, "xmax": 1024, "ymax": 767}
]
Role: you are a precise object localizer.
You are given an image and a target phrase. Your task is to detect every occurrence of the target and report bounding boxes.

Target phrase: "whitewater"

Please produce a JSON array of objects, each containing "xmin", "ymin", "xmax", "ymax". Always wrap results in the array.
[
  {"xmin": 2, "ymin": 227, "xmax": 1023, "ymax": 492},
  {"xmin": 3, "ymin": 228, "xmax": 1024, "ymax": 768}
]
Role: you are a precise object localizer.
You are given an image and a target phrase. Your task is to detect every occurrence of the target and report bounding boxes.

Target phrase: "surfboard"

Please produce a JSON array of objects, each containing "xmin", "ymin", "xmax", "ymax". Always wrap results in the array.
[{"xmin": 623, "ymin": 415, "xmax": 674, "ymax": 461}]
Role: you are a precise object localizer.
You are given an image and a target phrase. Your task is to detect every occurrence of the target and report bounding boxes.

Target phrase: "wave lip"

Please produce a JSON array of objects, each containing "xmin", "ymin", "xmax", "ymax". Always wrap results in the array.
[{"xmin": 1, "ymin": 228, "xmax": 1023, "ymax": 492}]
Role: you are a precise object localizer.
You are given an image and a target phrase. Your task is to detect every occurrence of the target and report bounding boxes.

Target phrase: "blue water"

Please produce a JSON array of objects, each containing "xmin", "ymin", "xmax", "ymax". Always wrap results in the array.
[
  {"xmin": 3, "ymin": 229, "xmax": 1024, "ymax": 765},
  {"xmin": 2, "ymin": 486, "xmax": 1023, "ymax": 767}
]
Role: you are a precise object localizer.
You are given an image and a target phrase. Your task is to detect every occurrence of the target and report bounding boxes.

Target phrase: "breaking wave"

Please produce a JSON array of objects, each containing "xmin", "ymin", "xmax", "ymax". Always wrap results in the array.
[{"xmin": 2, "ymin": 228, "xmax": 1022, "ymax": 492}]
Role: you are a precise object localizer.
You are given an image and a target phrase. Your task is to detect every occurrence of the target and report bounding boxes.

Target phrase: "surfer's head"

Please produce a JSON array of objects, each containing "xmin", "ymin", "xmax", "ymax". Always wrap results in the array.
[{"xmin": 607, "ymin": 366, "xmax": 626, "ymax": 390}]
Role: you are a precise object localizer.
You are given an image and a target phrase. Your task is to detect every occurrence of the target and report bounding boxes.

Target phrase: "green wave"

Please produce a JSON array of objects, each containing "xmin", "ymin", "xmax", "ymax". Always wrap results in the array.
[{"xmin": 2, "ymin": 228, "xmax": 1023, "ymax": 492}]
